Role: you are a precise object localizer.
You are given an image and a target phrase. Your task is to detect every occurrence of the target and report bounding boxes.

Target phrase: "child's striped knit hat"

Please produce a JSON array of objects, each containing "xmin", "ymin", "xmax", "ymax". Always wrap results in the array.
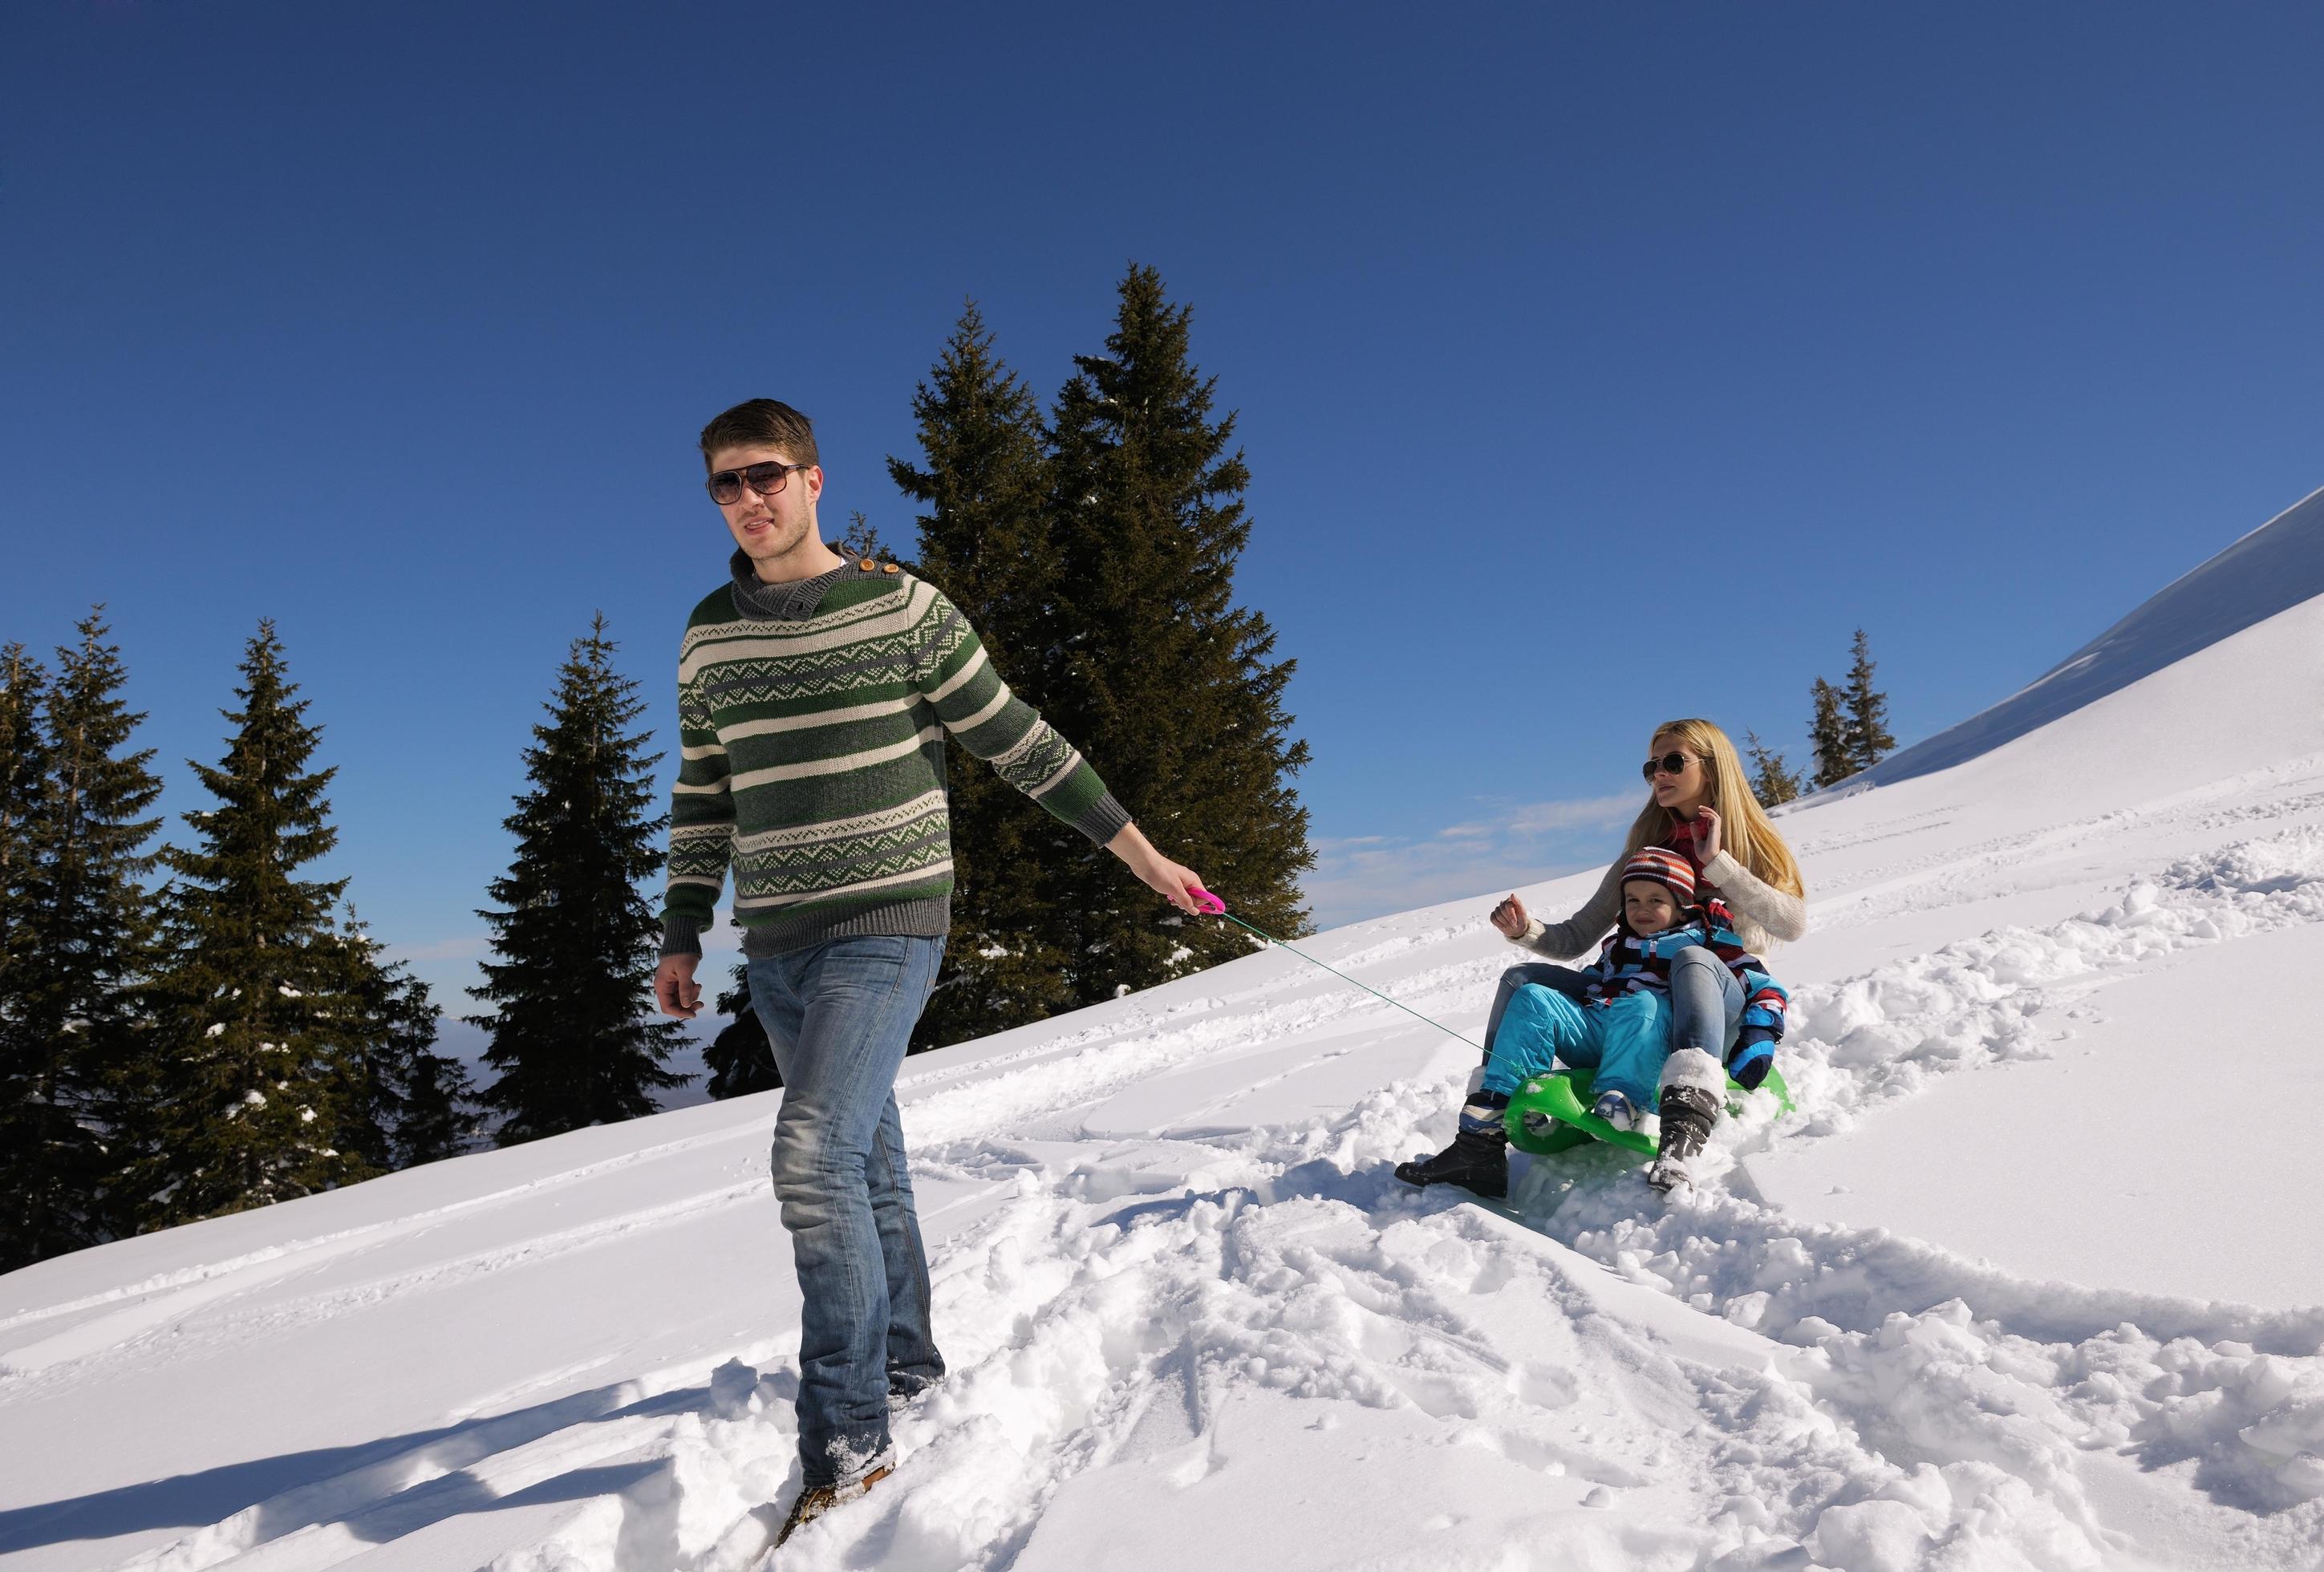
[{"xmin": 1619, "ymin": 846, "xmax": 1697, "ymax": 906}]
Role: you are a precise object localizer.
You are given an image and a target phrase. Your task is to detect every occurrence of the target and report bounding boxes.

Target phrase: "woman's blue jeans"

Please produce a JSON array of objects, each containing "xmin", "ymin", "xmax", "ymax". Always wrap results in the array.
[
  {"xmin": 746, "ymin": 934, "xmax": 946, "ymax": 1486},
  {"xmin": 1480, "ymin": 962, "xmax": 1592, "ymax": 1059}
]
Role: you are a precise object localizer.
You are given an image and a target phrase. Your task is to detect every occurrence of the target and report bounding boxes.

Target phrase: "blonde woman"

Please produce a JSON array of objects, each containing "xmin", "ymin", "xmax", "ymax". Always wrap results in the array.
[
  {"xmin": 1497, "ymin": 717, "xmax": 1807, "ymax": 956},
  {"xmin": 1398, "ymin": 719, "xmax": 1808, "ymax": 1196}
]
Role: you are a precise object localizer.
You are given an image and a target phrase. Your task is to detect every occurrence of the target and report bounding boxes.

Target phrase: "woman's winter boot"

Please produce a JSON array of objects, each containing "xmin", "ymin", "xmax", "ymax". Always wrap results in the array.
[
  {"xmin": 1395, "ymin": 1096, "xmax": 1510, "ymax": 1199},
  {"xmin": 1647, "ymin": 1084, "xmax": 1720, "ymax": 1193}
]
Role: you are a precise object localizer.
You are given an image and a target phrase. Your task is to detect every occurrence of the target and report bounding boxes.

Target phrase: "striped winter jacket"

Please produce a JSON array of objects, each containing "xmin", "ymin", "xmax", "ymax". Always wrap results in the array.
[{"xmin": 1580, "ymin": 897, "xmax": 1791, "ymax": 1084}]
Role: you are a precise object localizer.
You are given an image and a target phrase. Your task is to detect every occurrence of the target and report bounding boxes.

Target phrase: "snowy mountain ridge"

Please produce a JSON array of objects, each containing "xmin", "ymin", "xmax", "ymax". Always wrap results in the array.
[
  {"xmin": 6, "ymin": 499, "xmax": 2324, "ymax": 1570},
  {"xmin": 1851, "ymin": 482, "xmax": 2324, "ymax": 788}
]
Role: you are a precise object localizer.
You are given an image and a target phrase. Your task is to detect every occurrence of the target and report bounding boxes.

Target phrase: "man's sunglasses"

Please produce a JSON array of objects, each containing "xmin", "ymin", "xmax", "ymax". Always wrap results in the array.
[
  {"xmin": 705, "ymin": 460, "xmax": 812, "ymax": 505},
  {"xmin": 1641, "ymin": 751, "xmax": 1696, "ymax": 780}
]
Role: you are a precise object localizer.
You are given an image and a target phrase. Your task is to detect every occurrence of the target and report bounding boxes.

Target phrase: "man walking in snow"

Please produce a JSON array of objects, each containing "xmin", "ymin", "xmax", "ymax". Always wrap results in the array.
[{"xmin": 653, "ymin": 398, "xmax": 1204, "ymax": 1543}]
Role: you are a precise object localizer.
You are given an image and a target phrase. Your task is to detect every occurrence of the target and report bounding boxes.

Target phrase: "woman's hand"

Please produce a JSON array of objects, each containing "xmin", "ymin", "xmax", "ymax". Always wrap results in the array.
[
  {"xmin": 1490, "ymin": 894, "xmax": 1529, "ymax": 939},
  {"xmin": 1695, "ymin": 806, "xmax": 1723, "ymax": 865}
]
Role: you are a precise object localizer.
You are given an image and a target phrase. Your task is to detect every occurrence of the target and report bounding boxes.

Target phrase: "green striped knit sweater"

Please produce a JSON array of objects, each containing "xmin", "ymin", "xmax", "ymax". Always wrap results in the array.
[{"xmin": 660, "ymin": 552, "xmax": 1130, "ymax": 958}]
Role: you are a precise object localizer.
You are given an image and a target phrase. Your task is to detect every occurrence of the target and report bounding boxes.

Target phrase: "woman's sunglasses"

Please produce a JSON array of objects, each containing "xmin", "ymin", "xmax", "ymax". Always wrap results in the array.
[{"xmin": 1641, "ymin": 751, "xmax": 1696, "ymax": 780}]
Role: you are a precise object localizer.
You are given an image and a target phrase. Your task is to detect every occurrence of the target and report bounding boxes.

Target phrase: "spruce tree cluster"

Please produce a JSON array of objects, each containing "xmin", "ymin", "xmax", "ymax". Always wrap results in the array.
[
  {"xmin": 0, "ymin": 616, "xmax": 481, "ymax": 1266},
  {"xmin": 468, "ymin": 616, "xmax": 690, "ymax": 1141},
  {"xmin": 880, "ymin": 270, "xmax": 1313, "ymax": 1052},
  {"xmin": 1809, "ymin": 678, "xmax": 1853, "ymax": 788},
  {"xmin": 5, "ymin": 599, "xmax": 725, "ymax": 1251},
  {"xmin": 1743, "ymin": 729, "xmax": 1803, "ymax": 807},
  {"xmin": 1807, "ymin": 630, "xmax": 1898, "ymax": 789},
  {"xmin": 889, "ymin": 302, "xmax": 1083, "ymax": 1046},
  {"xmin": 338, "ymin": 912, "xmax": 480, "ymax": 1169},
  {"xmin": 135, "ymin": 623, "xmax": 476, "ymax": 1226}
]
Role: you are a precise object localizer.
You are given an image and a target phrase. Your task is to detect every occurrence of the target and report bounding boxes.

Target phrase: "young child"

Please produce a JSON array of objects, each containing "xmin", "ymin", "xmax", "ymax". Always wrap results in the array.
[{"xmin": 1397, "ymin": 848, "xmax": 1789, "ymax": 1197}]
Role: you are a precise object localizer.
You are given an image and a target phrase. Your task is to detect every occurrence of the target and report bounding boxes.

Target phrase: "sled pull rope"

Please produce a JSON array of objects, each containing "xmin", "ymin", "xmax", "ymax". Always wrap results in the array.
[{"xmin": 1190, "ymin": 889, "xmax": 1481, "ymax": 1050}]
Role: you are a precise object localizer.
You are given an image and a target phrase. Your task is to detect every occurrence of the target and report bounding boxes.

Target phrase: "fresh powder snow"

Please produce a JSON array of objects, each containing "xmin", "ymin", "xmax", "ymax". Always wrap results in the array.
[{"xmin": 6, "ymin": 493, "xmax": 2324, "ymax": 1570}]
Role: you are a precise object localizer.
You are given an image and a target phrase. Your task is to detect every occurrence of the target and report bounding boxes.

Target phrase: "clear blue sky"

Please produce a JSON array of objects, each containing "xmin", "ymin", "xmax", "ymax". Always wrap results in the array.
[{"xmin": 6, "ymin": 2, "xmax": 2321, "ymax": 1051}]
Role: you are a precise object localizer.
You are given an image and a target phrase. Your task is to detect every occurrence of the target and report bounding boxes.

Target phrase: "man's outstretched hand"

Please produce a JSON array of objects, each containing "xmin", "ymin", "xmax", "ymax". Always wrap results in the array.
[
  {"xmin": 655, "ymin": 953, "xmax": 703, "ymax": 1019},
  {"xmin": 1106, "ymin": 822, "xmax": 1206, "ymax": 914}
]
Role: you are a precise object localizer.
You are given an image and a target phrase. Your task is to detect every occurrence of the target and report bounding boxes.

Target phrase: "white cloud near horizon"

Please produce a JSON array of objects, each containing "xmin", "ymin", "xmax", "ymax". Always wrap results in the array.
[
  {"xmin": 1300, "ymin": 790, "xmax": 1642, "ymax": 933},
  {"xmin": 1434, "ymin": 792, "xmax": 1641, "ymax": 843},
  {"xmin": 1506, "ymin": 792, "xmax": 1645, "ymax": 835},
  {"xmin": 383, "ymin": 934, "xmax": 493, "ymax": 963}
]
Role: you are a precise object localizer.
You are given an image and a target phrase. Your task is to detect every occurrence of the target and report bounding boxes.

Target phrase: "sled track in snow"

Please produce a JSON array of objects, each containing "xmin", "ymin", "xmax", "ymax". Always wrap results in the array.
[
  {"xmin": 1793, "ymin": 754, "xmax": 2324, "ymax": 935},
  {"xmin": 515, "ymin": 818, "xmax": 2324, "ymax": 1569},
  {"xmin": 69, "ymin": 819, "xmax": 2324, "ymax": 1571}
]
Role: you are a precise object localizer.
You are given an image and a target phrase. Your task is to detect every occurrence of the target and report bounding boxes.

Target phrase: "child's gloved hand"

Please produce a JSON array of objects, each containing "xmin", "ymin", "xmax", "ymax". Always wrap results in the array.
[{"xmin": 1728, "ymin": 1027, "xmax": 1777, "ymax": 1091}]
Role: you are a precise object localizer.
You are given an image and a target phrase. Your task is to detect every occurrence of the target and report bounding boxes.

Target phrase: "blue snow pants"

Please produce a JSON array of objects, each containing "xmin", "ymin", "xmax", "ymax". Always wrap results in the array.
[
  {"xmin": 1481, "ymin": 955, "xmax": 1745, "ymax": 1111},
  {"xmin": 1482, "ymin": 986, "xmax": 1673, "ymax": 1109}
]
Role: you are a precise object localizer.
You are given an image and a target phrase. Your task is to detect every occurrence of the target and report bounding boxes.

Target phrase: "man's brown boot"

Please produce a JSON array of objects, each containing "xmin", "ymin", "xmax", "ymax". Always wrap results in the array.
[{"xmin": 773, "ymin": 1463, "xmax": 891, "ymax": 1548}]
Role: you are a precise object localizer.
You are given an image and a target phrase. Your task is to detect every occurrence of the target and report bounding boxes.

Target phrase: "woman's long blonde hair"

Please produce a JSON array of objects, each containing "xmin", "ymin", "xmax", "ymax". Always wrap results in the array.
[{"xmin": 1621, "ymin": 718, "xmax": 1805, "ymax": 897}]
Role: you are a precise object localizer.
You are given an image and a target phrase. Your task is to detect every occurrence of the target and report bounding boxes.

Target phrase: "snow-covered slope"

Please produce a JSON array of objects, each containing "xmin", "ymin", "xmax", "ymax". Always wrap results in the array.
[
  {"xmin": 1851, "ymin": 483, "xmax": 2324, "ymax": 787},
  {"xmin": 8, "ymin": 503, "xmax": 2324, "ymax": 1572}
]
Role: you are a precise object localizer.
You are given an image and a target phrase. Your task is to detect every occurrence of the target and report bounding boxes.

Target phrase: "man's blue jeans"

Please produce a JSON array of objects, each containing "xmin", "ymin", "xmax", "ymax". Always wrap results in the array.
[{"xmin": 746, "ymin": 934, "xmax": 946, "ymax": 1487}]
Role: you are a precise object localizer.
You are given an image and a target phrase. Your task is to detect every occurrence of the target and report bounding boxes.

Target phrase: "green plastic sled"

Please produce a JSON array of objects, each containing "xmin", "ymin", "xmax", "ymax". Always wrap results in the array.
[{"xmin": 1503, "ymin": 1065, "xmax": 1794, "ymax": 1158}]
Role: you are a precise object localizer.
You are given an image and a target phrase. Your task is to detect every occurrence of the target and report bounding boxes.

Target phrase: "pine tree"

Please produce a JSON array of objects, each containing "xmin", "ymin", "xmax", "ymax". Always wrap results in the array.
[
  {"xmin": 838, "ymin": 509, "xmax": 903, "ymax": 569},
  {"xmin": 0, "ymin": 643, "xmax": 63, "ymax": 1266},
  {"xmin": 331, "ymin": 914, "xmax": 476, "ymax": 1169},
  {"xmin": 887, "ymin": 299, "xmax": 1082, "ymax": 1045},
  {"xmin": 1809, "ymin": 677, "xmax": 1856, "ymax": 790},
  {"xmin": 0, "ymin": 643, "xmax": 44, "ymax": 893},
  {"xmin": 704, "ymin": 961, "xmax": 781, "ymax": 1099},
  {"xmin": 1039, "ymin": 265, "xmax": 1312, "ymax": 1003},
  {"xmin": 0, "ymin": 642, "xmax": 50, "ymax": 1003},
  {"xmin": 395, "ymin": 1046, "xmax": 482, "ymax": 1167},
  {"xmin": 471, "ymin": 616, "xmax": 688, "ymax": 1142},
  {"xmin": 1843, "ymin": 629, "xmax": 1897, "ymax": 772},
  {"xmin": 136, "ymin": 622, "xmax": 372, "ymax": 1227},
  {"xmin": 1742, "ymin": 729, "xmax": 1803, "ymax": 808},
  {"xmin": 0, "ymin": 615, "xmax": 167, "ymax": 1264}
]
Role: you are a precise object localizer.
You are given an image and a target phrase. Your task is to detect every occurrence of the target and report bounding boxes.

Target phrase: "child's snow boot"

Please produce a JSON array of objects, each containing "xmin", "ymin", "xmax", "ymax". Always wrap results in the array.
[
  {"xmin": 1395, "ymin": 1096, "xmax": 1510, "ymax": 1199},
  {"xmin": 1647, "ymin": 1084, "xmax": 1720, "ymax": 1193}
]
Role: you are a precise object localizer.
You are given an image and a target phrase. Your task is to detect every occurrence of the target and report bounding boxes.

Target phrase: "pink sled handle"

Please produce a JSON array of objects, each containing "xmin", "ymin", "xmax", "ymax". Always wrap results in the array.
[{"xmin": 1190, "ymin": 887, "xmax": 1227, "ymax": 915}]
